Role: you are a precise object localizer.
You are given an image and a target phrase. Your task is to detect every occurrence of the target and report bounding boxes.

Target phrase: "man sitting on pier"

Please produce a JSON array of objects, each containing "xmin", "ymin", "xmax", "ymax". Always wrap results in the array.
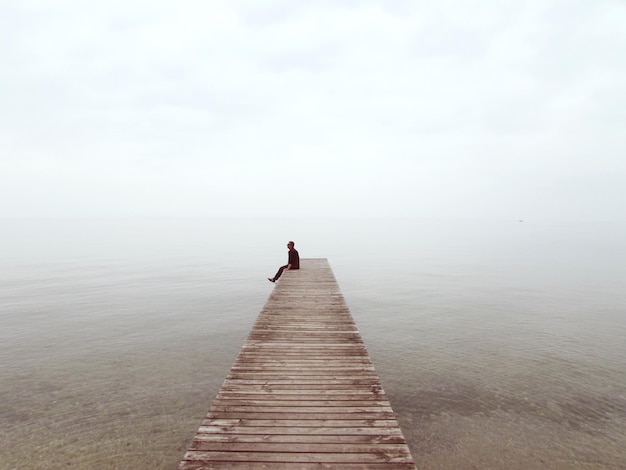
[{"xmin": 268, "ymin": 241, "xmax": 299, "ymax": 283}]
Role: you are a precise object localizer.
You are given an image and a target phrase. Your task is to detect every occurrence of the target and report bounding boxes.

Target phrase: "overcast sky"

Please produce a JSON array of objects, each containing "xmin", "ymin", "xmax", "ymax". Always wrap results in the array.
[{"xmin": 1, "ymin": 0, "xmax": 625, "ymax": 220}]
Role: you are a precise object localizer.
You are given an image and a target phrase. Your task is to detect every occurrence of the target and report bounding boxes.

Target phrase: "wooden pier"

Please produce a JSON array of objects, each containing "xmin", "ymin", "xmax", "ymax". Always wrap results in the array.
[{"xmin": 179, "ymin": 258, "xmax": 416, "ymax": 469}]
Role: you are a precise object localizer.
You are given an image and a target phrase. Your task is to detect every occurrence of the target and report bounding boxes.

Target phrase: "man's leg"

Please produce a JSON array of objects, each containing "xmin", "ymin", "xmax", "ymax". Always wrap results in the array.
[{"xmin": 269, "ymin": 265, "xmax": 287, "ymax": 282}]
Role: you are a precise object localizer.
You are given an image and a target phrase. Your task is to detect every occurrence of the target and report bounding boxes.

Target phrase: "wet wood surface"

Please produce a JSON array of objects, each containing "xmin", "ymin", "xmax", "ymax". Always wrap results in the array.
[{"xmin": 179, "ymin": 258, "xmax": 416, "ymax": 469}]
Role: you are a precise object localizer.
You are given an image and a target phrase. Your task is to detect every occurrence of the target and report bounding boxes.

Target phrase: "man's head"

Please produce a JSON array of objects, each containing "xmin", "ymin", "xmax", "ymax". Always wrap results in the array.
[{"xmin": 287, "ymin": 241, "xmax": 295, "ymax": 249}]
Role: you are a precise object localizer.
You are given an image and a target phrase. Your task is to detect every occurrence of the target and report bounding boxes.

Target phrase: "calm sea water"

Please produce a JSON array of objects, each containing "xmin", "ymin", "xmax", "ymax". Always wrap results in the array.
[{"xmin": 1, "ymin": 217, "xmax": 625, "ymax": 469}]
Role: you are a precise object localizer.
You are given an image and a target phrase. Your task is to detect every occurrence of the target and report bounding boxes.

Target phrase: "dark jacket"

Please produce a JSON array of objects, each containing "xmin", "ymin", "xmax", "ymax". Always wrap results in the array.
[{"xmin": 288, "ymin": 248, "xmax": 300, "ymax": 269}]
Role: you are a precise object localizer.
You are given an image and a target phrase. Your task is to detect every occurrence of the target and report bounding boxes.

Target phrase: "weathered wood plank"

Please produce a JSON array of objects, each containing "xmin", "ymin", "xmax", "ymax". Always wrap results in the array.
[
  {"xmin": 208, "ymin": 405, "xmax": 395, "ymax": 413},
  {"xmin": 204, "ymin": 412, "xmax": 397, "ymax": 420},
  {"xmin": 179, "ymin": 258, "xmax": 415, "ymax": 469},
  {"xmin": 219, "ymin": 383, "xmax": 386, "ymax": 391},
  {"xmin": 229, "ymin": 366, "xmax": 377, "ymax": 371},
  {"xmin": 180, "ymin": 463, "xmax": 417, "ymax": 470},
  {"xmin": 215, "ymin": 391, "xmax": 386, "ymax": 398},
  {"xmin": 195, "ymin": 428, "xmax": 406, "ymax": 437},
  {"xmin": 212, "ymin": 399, "xmax": 392, "ymax": 407},
  {"xmin": 199, "ymin": 418, "xmax": 403, "ymax": 428},
  {"xmin": 182, "ymin": 449, "xmax": 413, "ymax": 463},
  {"xmin": 188, "ymin": 442, "xmax": 413, "ymax": 453}
]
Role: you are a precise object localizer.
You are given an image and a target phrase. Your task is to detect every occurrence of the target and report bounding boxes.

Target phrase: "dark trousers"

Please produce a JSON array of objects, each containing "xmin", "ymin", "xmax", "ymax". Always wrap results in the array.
[
  {"xmin": 273, "ymin": 265, "xmax": 299, "ymax": 281},
  {"xmin": 273, "ymin": 265, "xmax": 288, "ymax": 281}
]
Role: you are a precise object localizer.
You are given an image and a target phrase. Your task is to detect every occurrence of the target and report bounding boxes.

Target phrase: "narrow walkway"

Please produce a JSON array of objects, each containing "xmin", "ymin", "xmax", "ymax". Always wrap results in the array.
[{"xmin": 179, "ymin": 258, "xmax": 416, "ymax": 469}]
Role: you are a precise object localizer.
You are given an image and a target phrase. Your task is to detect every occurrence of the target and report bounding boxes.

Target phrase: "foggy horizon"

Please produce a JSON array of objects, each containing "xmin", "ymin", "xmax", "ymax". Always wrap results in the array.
[{"xmin": 2, "ymin": 1, "xmax": 625, "ymax": 222}]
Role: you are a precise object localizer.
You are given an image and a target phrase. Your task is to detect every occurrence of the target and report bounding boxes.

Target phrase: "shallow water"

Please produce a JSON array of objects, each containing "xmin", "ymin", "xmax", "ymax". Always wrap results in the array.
[{"xmin": 1, "ymin": 218, "xmax": 625, "ymax": 469}]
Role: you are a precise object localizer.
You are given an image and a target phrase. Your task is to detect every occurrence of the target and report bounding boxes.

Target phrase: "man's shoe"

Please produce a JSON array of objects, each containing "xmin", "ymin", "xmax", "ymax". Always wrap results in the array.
[{"xmin": 268, "ymin": 278, "xmax": 275, "ymax": 283}]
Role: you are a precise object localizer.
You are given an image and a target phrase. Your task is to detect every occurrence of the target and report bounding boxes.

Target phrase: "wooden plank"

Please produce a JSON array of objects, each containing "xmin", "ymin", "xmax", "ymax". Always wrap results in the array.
[
  {"xmin": 204, "ymin": 412, "xmax": 398, "ymax": 420},
  {"xmin": 211, "ymin": 399, "xmax": 392, "ymax": 407},
  {"xmin": 180, "ymin": 464, "xmax": 416, "ymax": 470},
  {"xmin": 179, "ymin": 258, "xmax": 415, "ymax": 469},
  {"xmin": 188, "ymin": 443, "xmax": 412, "ymax": 453},
  {"xmin": 199, "ymin": 419, "xmax": 403, "ymax": 428},
  {"xmin": 218, "ymin": 384, "xmax": 387, "ymax": 392},
  {"xmin": 195, "ymin": 428, "xmax": 406, "ymax": 438},
  {"xmin": 191, "ymin": 434, "xmax": 407, "ymax": 444},
  {"xmin": 216, "ymin": 390, "xmax": 385, "ymax": 396},
  {"xmin": 183, "ymin": 450, "xmax": 412, "ymax": 463}
]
